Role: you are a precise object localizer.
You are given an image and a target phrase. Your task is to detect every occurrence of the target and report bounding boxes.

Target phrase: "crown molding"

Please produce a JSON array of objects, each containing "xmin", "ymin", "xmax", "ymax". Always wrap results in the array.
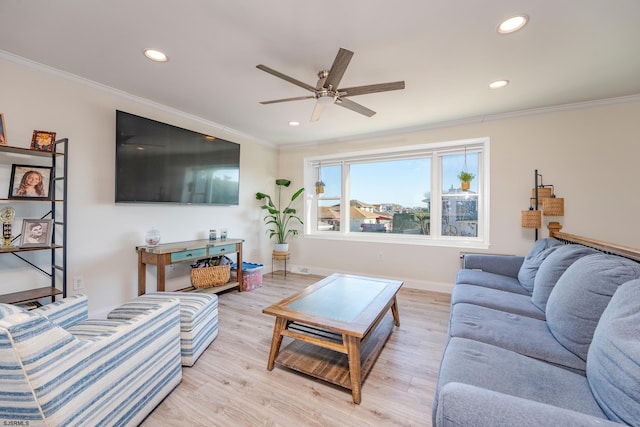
[
  {"xmin": 0, "ymin": 49, "xmax": 274, "ymax": 148},
  {"xmin": 280, "ymin": 93, "xmax": 640, "ymax": 149}
]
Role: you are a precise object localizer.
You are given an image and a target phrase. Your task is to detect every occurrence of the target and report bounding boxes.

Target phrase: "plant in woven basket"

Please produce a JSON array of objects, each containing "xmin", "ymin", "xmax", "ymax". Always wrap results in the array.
[
  {"xmin": 457, "ymin": 171, "xmax": 475, "ymax": 183},
  {"xmin": 256, "ymin": 179, "xmax": 304, "ymax": 245},
  {"xmin": 457, "ymin": 170, "xmax": 475, "ymax": 191}
]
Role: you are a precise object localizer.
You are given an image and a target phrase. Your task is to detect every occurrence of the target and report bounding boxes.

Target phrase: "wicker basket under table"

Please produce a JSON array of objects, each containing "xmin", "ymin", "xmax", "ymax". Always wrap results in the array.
[{"xmin": 190, "ymin": 264, "xmax": 231, "ymax": 288}]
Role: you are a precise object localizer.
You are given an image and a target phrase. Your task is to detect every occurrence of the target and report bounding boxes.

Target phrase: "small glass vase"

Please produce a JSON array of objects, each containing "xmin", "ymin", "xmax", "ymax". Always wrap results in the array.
[{"xmin": 145, "ymin": 228, "xmax": 161, "ymax": 246}]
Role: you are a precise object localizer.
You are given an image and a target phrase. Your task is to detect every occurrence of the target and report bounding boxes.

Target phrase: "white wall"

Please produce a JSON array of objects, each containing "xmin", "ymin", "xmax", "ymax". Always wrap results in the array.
[
  {"xmin": 0, "ymin": 56, "xmax": 278, "ymax": 314},
  {"xmin": 278, "ymin": 99, "xmax": 640, "ymax": 293}
]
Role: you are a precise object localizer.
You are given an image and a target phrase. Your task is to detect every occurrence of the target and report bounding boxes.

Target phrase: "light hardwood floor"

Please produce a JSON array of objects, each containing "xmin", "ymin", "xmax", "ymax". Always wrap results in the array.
[{"xmin": 141, "ymin": 273, "xmax": 451, "ymax": 427}]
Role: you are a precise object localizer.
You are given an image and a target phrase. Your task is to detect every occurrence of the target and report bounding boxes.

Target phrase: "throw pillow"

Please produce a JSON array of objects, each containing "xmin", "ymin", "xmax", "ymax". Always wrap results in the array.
[
  {"xmin": 517, "ymin": 238, "xmax": 562, "ymax": 292},
  {"xmin": 546, "ymin": 253, "xmax": 640, "ymax": 362},
  {"xmin": 531, "ymin": 245, "xmax": 598, "ymax": 312},
  {"xmin": 587, "ymin": 278, "xmax": 640, "ymax": 425}
]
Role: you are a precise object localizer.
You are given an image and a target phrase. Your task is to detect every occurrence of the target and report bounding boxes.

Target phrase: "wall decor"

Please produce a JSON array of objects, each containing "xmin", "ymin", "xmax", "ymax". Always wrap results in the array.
[
  {"xmin": 1, "ymin": 206, "xmax": 16, "ymax": 247},
  {"xmin": 19, "ymin": 219, "xmax": 53, "ymax": 247},
  {"xmin": 0, "ymin": 113, "xmax": 7, "ymax": 145},
  {"xmin": 31, "ymin": 130, "xmax": 56, "ymax": 152},
  {"xmin": 8, "ymin": 164, "xmax": 53, "ymax": 200}
]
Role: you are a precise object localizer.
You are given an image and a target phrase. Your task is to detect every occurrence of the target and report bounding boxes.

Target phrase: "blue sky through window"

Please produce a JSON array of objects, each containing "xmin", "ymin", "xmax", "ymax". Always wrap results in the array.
[{"xmin": 319, "ymin": 153, "xmax": 478, "ymax": 208}]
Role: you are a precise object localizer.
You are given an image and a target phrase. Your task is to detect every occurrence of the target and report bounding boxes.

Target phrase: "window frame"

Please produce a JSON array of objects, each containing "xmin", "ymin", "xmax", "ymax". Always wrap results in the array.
[{"xmin": 304, "ymin": 137, "xmax": 490, "ymax": 249}]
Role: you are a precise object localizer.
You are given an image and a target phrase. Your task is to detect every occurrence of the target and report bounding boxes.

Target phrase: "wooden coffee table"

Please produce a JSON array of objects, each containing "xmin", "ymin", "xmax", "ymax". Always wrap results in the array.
[{"xmin": 262, "ymin": 273, "xmax": 403, "ymax": 403}]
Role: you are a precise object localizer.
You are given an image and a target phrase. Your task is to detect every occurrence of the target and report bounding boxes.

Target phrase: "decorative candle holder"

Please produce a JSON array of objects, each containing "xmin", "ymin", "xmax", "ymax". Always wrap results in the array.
[{"xmin": 1, "ymin": 206, "xmax": 16, "ymax": 248}]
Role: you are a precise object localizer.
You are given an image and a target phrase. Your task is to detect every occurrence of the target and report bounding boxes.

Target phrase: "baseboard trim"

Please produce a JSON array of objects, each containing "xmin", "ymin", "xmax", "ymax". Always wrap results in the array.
[{"xmin": 288, "ymin": 264, "xmax": 453, "ymax": 295}]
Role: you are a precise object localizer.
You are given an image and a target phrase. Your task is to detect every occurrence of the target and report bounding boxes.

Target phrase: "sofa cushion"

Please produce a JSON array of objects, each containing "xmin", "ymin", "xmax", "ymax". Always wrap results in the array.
[
  {"xmin": 432, "ymin": 337, "xmax": 607, "ymax": 427},
  {"xmin": 517, "ymin": 238, "xmax": 562, "ymax": 292},
  {"xmin": 587, "ymin": 278, "xmax": 640, "ymax": 426},
  {"xmin": 448, "ymin": 303, "xmax": 586, "ymax": 372},
  {"xmin": 33, "ymin": 294, "xmax": 89, "ymax": 329},
  {"xmin": 546, "ymin": 254, "xmax": 640, "ymax": 362},
  {"xmin": 455, "ymin": 270, "xmax": 530, "ymax": 295},
  {"xmin": 531, "ymin": 245, "xmax": 599, "ymax": 312},
  {"xmin": 0, "ymin": 304, "xmax": 26, "ymax": 320},
  {"xmin": 451, "ymin": 284, "xmax": 545, "ymax": 320}
]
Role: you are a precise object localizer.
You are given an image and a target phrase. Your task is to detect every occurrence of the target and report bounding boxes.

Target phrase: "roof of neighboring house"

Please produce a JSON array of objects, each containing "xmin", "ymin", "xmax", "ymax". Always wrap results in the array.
[
  {"xmin": 350, "ymin": 200, "xmax": 375, "ymax": 208},
  {"xmin": 319, "ymin": 206, "xmax": 380, "ymax": 221},
  {"xmin": 350, "ymin": 207, "xmax": 379, "ymax": 220},
  {"xmin": 319, "ymin": 207, "xmax": 340, "ymax": 220}
]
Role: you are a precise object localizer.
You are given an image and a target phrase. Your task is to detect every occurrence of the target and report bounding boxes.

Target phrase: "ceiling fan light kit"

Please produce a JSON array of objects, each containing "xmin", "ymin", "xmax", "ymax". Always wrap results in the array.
[{"xmin": 257, "ymin": 47, "xmax": 405, "ymax": 122}]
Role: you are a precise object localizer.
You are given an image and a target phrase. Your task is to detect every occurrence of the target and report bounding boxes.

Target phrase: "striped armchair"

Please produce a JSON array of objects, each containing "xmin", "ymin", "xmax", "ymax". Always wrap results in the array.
[{"xmin": 0, "ymin": 294, "xmax": 182, "ymax": 426}]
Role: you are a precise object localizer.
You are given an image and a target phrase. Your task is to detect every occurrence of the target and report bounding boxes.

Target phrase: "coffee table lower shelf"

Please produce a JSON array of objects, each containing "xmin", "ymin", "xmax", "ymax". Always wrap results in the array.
[{"xmin": 274, "ymin": 314, "xmax": 395, "ymax": 391}]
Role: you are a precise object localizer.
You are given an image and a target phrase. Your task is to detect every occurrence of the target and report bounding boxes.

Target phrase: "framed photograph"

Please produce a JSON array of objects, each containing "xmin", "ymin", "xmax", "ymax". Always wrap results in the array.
[
  {"xmin": 31, "ymin": 130, "xmax": 56, "ymax": 152},
  {"xmin": 0, "ymin": 113, "xmax": 7, "ymax": 146},
  {"xmin": 8, "ymin": 164, "xmax": 53, "ymax": 200},
  {"xmin": 20, "ymin": 219, "xmax": 53, "ymax": 247}
]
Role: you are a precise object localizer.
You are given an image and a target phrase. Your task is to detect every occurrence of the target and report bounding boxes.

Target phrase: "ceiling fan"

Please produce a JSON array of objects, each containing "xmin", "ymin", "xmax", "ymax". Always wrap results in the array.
[{"xmin": 257, "ymin": 48, "xmax": 405, "ymax": 122}]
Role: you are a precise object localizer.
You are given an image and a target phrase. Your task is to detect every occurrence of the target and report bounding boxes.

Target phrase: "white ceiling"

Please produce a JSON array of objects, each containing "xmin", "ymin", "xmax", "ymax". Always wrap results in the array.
[{"xmin": 1, "ymin": 1, "xmax": 640, "ymax": 146}]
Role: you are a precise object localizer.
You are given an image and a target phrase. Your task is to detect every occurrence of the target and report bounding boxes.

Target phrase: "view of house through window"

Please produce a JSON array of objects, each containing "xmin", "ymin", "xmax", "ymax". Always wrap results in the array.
[
  {"xmin": 441, "ymin": 152, "xmax": 479, "ymax": 237},
  {"xmin": 307, "ymin": 138, "xmax": 488, "ymax": 246}
]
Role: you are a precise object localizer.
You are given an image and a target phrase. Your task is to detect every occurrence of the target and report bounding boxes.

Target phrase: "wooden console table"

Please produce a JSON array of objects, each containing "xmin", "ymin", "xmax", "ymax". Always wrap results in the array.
[{"xmin": 136, "ymin": 238, "xmax": 243, "ymax": 295}]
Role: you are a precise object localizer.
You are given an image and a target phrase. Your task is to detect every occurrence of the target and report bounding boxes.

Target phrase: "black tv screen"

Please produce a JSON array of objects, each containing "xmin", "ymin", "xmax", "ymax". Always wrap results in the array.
[{"xmin": 115, "ymin": 110, "xmax": 240, "ymax": 205}]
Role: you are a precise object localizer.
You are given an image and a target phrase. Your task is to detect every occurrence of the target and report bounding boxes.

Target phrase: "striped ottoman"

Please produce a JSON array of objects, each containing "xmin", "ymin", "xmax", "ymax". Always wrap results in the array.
[{"xmin": 141, "ymin": 292, "xmax": 219, "ymax": 367}]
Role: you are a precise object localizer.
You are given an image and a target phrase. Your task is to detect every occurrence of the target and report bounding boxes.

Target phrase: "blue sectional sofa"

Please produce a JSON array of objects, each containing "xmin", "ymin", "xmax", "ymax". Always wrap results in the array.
[
  {"xmin": 433, "ymin": 237, "xmax": 640, "ymax": 426},
  {"xmin": 0, "ymin": 294, "xmax": 182, "ymax": 426}
]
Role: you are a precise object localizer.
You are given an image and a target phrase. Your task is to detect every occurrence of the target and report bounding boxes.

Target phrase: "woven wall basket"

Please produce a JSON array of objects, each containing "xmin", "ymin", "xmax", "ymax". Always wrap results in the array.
[
  {"xmin": 521, "ymin": 210, "xmax": 542, "ymax": 228},
  {"xmin": 542, "ymin": 197, "xmax": 565, "ymax": 216},
  {"xmin": 190, "ymin": 264, "xmax": 231, "ymax": 288}
]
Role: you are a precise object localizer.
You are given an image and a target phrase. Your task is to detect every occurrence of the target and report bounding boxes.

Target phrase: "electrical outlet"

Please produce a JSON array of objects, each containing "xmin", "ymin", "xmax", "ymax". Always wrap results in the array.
[
  {"xmin": 73, "ymin": 276, "xmax": 84, "ymax": 290},
  {"xmin": 378, "ymin": 252, "xmax": 384, "ymax": 261}
]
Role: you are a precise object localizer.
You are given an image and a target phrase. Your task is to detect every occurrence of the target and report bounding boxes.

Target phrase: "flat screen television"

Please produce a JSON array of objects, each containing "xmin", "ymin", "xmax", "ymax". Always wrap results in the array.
[{"xmin": 115, "ymin": 110, "xmax": 240, "ymax": 205}]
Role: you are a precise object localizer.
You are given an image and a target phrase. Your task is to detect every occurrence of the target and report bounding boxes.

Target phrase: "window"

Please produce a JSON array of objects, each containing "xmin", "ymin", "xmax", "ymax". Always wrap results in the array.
[{"xmin": 305, "ymin": 138, "xmax": 489, "ymax": 248}]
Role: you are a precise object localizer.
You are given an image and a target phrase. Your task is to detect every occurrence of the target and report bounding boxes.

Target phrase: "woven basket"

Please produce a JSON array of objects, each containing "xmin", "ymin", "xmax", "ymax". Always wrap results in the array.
[
  {"xmin": 542, "ymin": 197, "xmax": 565, "ymax": 216},
  {"xmin": 190, "ymin": 264, "xmax": 231, "ymax": 288},
  {"xmin": 521, "ymin": 210, "xmax": 542, "ymax": 229},
  {"xmin": 532, "ymin": 187, "xmax": 553, "ymax": 199}
]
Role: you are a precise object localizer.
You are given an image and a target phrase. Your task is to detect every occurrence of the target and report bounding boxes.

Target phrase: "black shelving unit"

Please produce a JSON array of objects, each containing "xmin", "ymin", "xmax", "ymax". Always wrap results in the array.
[{"xmin": 0, "ymin": 139, "xmax": 67, "ymax": 305}]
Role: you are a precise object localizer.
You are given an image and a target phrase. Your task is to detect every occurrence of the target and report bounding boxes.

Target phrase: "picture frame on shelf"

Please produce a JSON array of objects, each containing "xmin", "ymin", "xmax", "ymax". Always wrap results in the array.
[
  {"xmin": 19, "ymin": 219, "xmax": 53, "ymax": 247},
  {"xmin": 0, "ymin": 113, "xmax": 7, "ymax": 146},
  {"xmin": 8, "ymin": 164, "xmax": 53, "ymax": 200},
  {"xmin": 31, "ymin": 130, "xmax": 56, "ymax": 152}
]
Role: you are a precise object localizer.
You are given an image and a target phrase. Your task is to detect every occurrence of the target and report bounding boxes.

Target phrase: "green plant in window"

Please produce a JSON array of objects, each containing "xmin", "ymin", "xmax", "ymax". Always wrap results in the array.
[
  {"xmin": 256, "ymin": 179, "xmax": 305, "ymax": 244},
  {"xmin": 457, "ymin": 171, "xmax": 475, "ymax": 182}
]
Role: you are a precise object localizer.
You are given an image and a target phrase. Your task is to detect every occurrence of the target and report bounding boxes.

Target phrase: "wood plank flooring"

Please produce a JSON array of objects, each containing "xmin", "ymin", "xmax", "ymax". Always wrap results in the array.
[{"xmin": 141, "ymin": 273, "xmax": 451, "ymax": 427}]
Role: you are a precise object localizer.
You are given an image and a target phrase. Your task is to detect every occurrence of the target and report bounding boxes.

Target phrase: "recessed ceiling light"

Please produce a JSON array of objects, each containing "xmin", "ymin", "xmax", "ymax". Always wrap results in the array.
[
  {"xmin": 288, "ymin": 121, "xmax": 300, "ymax": 126},
  {"xmin": 489, "ymin": 80, "xmax": 509, "ymax": 89},
  {"xmin": 143, "ymin": 48, "xmax": 168, "ymax": 62},
  {"xmin": 498, "ymin": 15, "xmax": 528, "ymax": 34}
]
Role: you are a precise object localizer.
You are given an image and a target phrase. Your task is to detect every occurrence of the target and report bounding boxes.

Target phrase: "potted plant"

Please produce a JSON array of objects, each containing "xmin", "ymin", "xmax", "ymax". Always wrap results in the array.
[
  {"xmin": 457, "ymin": 171, "xmax": 475, "ymax": 191},
  {"xmin": 256, "ymin": 179, "xmax": 304, "ymax": 252}
]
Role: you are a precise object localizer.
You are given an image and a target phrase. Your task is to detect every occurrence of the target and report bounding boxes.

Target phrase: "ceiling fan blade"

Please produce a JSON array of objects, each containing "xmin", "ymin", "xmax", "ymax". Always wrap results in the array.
[
  {"xmin": 339, "ymin": 81, "xmax": 405, "ymax": 97},
  {"xmin": 335, "ymin": 98, "xmax": 376, "ymax": 117},
  {"xmin": 310, "ymin": 101, "xmax": 326, "ymax": 122},
  {"xmin": 324, "ymin": 48, "xmax": 354, "ymax": 90},
  {"xmin": 260, "ymin": 95, "xmax": 315, "ymax": 104},
  {"xmin": 256, "ymin": 64, "xmax": 316, "ymax": 92}
]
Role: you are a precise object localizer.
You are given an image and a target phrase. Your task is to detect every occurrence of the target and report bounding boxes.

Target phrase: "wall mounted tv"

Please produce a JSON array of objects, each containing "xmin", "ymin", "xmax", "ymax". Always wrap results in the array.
[{"xmin": 115, "ymin": 110, "xmax": 240, "ymax": 205}]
